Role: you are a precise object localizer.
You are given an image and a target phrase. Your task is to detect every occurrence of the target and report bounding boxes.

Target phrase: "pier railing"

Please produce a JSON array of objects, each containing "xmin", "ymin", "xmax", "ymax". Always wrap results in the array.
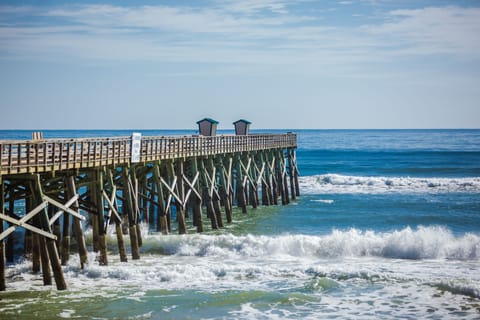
[{"xmin": 0, "ymin": 133, "xmax": 297, "ymax": 175}]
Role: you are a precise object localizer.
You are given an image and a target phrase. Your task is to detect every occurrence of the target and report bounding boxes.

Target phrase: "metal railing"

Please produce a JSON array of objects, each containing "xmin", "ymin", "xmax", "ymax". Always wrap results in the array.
[{"xmin": 0, "ymin": 133, "xmax": 297, "ymax": 175}]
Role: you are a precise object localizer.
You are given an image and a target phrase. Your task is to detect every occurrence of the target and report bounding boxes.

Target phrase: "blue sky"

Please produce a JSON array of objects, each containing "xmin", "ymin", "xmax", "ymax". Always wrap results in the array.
[{"xmin": 0, "ymin": 0, "xmax": 479, "ymax": 129}]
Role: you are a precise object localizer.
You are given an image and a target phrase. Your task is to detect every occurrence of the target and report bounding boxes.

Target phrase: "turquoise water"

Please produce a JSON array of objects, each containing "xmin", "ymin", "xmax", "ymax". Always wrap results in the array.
[{"xmin": 1, "ymin": 129, "xmax": 480, "ymax": 319}]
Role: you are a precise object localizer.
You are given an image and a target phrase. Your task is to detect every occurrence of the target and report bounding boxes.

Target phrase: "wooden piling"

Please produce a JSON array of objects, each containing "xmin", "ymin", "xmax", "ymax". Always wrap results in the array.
[
  {"xmin": 217, "ymin": 156, "xmax": 233, "ymax": 224},
  {"xmin": 200, "ymin": 159, "xmax": 218, "ymax": 229},
  {"xmin": 7, "ymin": 198, "xmax": 15, "ymax": 263},
  {"xmin": 190, "ymin": 158, "xmax": 204, "ymax": 232},
  {"xmin": 91, "ymin": 183, "xmax": 100, "ymax": 253},
  {"xmin": 208, "ymin": 158, "xmax": 223, "ymax": 228},
  {"xmin": 31, "ymin": 234, "xmax": 41, "ymax": 272},
  {"xmin": 290, "ymin": 149, "xmax": 300, "ymax": 197},
  {"xmin": 123, "ymin": 167, "xmax": 140, "ymax": 260},
  {"xmin": 174, "ymin": 159, "xmax": 187, "ymax": 234},
  {"xmin": 38, "ymin": 234, "xmax": 52, "ymax": 286},
  {"xmin": 29, "ymin": 194, "xmax": 41, "ymax": 273},
  {"xmin": 51, "ymin": 205, "xmax": 61, "ymax": 253},
  {"xmin": 249, "ymin": 154, "xmax": 260, "ymax": 209},
  {"xmin": 95, "ymin": 170, "xmax": 108, "ymax": 265},
  {"xmin": 276, "ymin": 150, "xmax": 287, "ymax": 206},
  {"xmin": 153, "ymin": 163, "xmax": 169, "ymax": 235},
  {"xmin": 61, "ymin": 193, "xmax": 71, "ymax": 265},
  {"xmin": 234, "ymin": 154, "xmax": 247, "ymax": 214},
  {"xmin": 32, "ymin": 175, "xmax": 67, "ymax": 290},
  {"xmin": 268, "ymin": 152, "xmax": 279, "ymax": 205},
  {"xmin": 288, "ymin": 149, "xmax": 297, "ymax": 200},
  {"xmin": 105, "ymin": 170, "xmax": 127, "ymax": 263},
  {"xmin": 65, "ymin": 176, "xmax": 88, "ymax": 268},
  {"xmin": 0, "ymin": 179, "xmax": 6, "ymax": 291},
  {"xmin": 132, "ymin": 169, "xmax": 143, "ymax": 247}
]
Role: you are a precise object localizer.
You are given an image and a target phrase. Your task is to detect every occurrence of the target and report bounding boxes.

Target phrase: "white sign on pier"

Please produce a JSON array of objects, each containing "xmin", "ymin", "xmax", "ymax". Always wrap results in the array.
[{"xmin": 131, "ymin": 132, "xmax": 142, "ymax": 163}]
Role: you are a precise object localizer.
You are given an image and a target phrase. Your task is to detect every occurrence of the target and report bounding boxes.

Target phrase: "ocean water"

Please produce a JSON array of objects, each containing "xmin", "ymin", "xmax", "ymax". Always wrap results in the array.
[{"xmin": 1, "ymin": 129, "xmax": 480, "ymax": 319}]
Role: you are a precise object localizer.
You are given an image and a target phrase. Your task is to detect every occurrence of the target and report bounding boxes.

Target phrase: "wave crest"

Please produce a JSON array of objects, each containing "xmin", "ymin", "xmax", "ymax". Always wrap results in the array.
[
  {"xmin": 141, "ymin": 226, "xmax": 480, "ymax": 261},
  {"xmin": 300, "ymin": 174, "xmax": 480, "ymax": 194}
]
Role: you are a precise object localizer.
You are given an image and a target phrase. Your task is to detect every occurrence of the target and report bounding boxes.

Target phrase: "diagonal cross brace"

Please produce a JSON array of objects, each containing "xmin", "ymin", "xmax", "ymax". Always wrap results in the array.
[
  {"xmin": 183, "ymin": 172, "xmax": 201, "ymax": 207},
  {"xmin": 49, "ymin": 194, "xmax": 81, "ymax": 226},
  {"xmin": 255, "ymin": 162, "xmax": 266, "ymax": 186},
  {"xmin": 102, "ymin": 188, "xmax": 122, "ymax": 224},
  {"xmin": 160, "ymin": 176, "xmax": 181, "ymax": 212},
  {"xmin": 43, "ymin": 195, "xmax": 85, "ymax": 222},
  {"xmin": 0, "ymin": 201, "xmax": 56, "ymax": 241},
  {"xmin": 204, "ymin": 166, "xmax": 220, "ymax": 199},
  {"xmin": 222, "ymin": 157, "xmax": 233, "ymax": 194},
  {"xmin": 240, "ymin": 158, "xmax": 256, "ymax": 189}
]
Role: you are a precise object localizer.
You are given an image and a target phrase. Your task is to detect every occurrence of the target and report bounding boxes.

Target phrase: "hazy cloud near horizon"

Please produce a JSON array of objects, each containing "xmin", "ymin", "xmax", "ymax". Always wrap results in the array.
[{"xmin": 1, "ymin": 0, "xmax": 479, "ymax": 129}]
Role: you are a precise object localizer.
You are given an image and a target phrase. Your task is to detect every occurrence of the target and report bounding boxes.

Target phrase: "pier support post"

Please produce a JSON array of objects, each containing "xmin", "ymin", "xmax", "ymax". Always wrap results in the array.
[
  {"xmin": 200, "ymin": 159, "xmax": 218, "ymax": 229},
  {"xmin": 235, "ymin": 155, "xmax": 247, "ymax": 214},
  {"xmin": 95, "ymin": 170, "xmax": 108, "ymax": 266},
  {"xmin": 276, "ymin": 150, "xmax": 287, "ymax": 205},
  {"xmin": 32, "ymin": 175, "xmax": 67, "ymax": 290},
  {"xmin": 283, "ymin": 160, "xmax": 290, "ymax": 205},
  {"xmin": 132, "ymin": 169, "xmax": 143, "ymax": 248},
  {"xmin": 249, "ymin": 154, "xmax": 259, "ymax": 209},
  {"xmin": 37, "ymin": 233, "xmax": 52, "ymax": 286},
  {"xmin": 288, "ymin": 149, "xmax": 299, "ymax": 200},
  {"xmin": 260, "ymin": 151, "xmax": 273, "ymax": 206},
  {"xmin": 208, "ymin": 158, "xmax": 223, "ymax": 228},
  {"xmin": 105, "ymin": 170, "xmax": 127, "ymax": 263},
  {"xmin": 290, "ymin": 149, "xmax": 300, "ymax": 197},
  {"xmin": 174, "ymin": 160, "xmax": 187, "ymax": 234},
  {"xmin": 65, "ymin": 176, "xmax": 88, "ymax": 268},
  {"xmin": 91, "ymin": 181, "xmax": 100, "ymax": 253},
  {"xmin": 0, "ymin": 179, "xmax": 6, "ymax": 291},
  {"xmin": 268, "ymin": 152, "xmax": 278, "ymax": 205},
  {"xmin": 7, "ymin": 197, "xmax": 15, "ymax": 263},
  {"xmin": 153, "ymin": 163, "xmax": 169, "ymax": 235},
  {"xmin": 148, "ymin": 187, "xmax": 155, "ymax": 227},
  {"xmin": 29, "ymin": 195, "xmax": 41, "ymax": 273},
  {"xmin": 61, "ymin": 192, "xmax": 71, "ymax": 266},
  {"xmin": 123, "ymin": 167, "xmax": 140, "ymax": 260},
  {"xmin": 191, "ymin": 158, "xmax": 204, "ymax": 233},
  {"xmin": 218, "ymin": 156, "xmax": 233, "ymax": 224},
  {"xmin": 51, "ymin": 205, "xmax": 61, "ymax": 252}
]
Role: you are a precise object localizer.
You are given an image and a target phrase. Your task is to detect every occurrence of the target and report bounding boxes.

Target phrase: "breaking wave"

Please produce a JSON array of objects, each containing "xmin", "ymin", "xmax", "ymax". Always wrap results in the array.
[
  {"xmin": 300, "ymin": 174, "xmax": 480, "ymax": 194},
  {"xmin": 139, "ymin": 226, "xmax": 479, "ymax": 261}
]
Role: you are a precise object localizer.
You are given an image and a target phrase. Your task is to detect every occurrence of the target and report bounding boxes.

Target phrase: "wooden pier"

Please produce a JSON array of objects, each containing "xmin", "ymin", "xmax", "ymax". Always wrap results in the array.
[{"xmin": 0, "ymin": 132, "xmax": 299, "ymax": 290}]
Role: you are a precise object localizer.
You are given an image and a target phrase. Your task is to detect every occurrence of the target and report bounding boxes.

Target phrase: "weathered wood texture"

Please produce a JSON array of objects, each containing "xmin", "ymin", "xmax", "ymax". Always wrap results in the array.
[{"xmin": 0, "ymin": 134, "xmax": 296, "ymax": 175}]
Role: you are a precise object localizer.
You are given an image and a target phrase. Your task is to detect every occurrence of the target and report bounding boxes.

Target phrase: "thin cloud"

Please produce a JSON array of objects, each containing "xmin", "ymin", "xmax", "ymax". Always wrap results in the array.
[
  {"xmin": 215, "ymin": 0, "xmax": 289, "ymax": 14},
  {"xmin": 0, "ymin": 3, "xmax": 479, "ymax": 68},
  {"xmin": 365, "ymin": 6, "xmax": 480, "ymax": 56}
]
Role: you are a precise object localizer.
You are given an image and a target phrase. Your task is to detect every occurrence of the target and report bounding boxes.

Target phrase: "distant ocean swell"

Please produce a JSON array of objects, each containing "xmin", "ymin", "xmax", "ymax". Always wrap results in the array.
[{"xmin": 300, "ymin": 174, "xmax": 480, "ymax": 194}]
